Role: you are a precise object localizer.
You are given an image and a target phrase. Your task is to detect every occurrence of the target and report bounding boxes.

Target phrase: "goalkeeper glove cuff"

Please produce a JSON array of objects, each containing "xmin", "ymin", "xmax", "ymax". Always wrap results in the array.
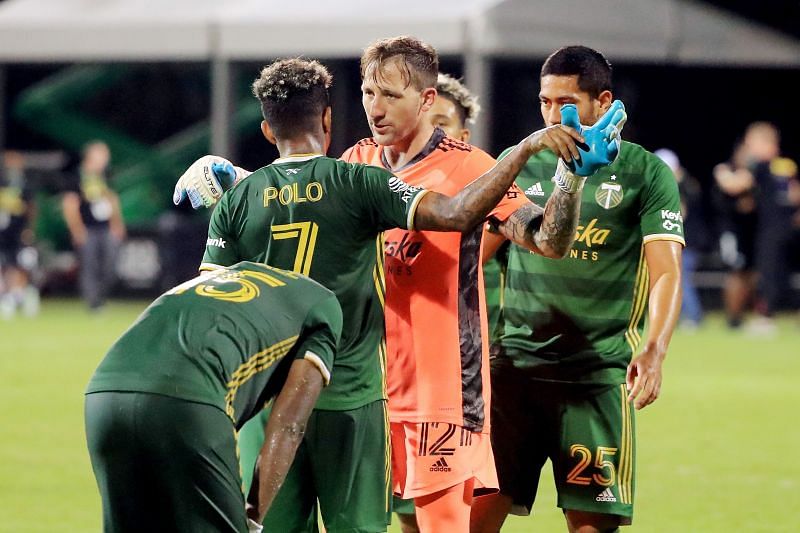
[{"xmin": 554, "ymin": 159, "xmax": 587, "ymax": 194}]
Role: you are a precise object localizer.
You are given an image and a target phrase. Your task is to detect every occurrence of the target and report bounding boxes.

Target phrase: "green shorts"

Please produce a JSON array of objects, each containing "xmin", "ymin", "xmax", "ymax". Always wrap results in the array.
[
  {"xmin": 238, "ymin": 399, "xmax": 391, "ymax": 533},
  {"xmin": 85, "ymin": 392, "xmax": 246, "ymax": 532},
  {"xmin": 490, "ymin": 358, "xmax": 636, "ymax": 523},
  {"xmin": 392, "ymin": 495, "xmax": 415, "ymax": 515}
]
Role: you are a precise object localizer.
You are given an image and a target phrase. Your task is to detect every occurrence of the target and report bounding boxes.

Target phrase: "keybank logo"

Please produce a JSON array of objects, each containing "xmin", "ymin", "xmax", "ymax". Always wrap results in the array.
[
  {"xmin": 206, "ymin": 237, "xmax": 226, "ymax": 249},
  {"xmin": 575, "ymin": 219, "xmax": 610, "ymax": 248}
]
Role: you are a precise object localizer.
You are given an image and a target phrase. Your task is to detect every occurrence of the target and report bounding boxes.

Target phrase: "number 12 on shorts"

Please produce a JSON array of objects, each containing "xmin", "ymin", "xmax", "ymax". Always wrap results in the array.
[{"xmin": 566, "ymin": 445, "xmax": 617, "ymax": 487}]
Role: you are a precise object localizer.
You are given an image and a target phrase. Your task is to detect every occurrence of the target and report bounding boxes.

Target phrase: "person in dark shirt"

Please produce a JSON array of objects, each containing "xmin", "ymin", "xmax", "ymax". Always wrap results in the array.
[{"xmin": 62, "ymin": 141, "xmax": 126, "ymax": 311}]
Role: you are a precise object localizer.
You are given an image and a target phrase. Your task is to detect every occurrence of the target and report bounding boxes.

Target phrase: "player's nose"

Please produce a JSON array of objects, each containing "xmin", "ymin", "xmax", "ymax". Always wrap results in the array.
[{"xmin": 545, "ymin": 107, "xmax": 561, "ymax": 127}]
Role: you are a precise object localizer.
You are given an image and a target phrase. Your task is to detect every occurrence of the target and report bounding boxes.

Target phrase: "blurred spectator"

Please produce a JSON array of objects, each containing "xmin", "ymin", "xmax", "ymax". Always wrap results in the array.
[
  {"xmin": 62, "ymin": 141, "xmax": 126, "ymax": 311},
  {"xmin": 0, "ymin": 151, "xmax": 40, "ymax": 318},
  {"xmin": 743, "ymin": 123, "xmax": 799, "ymax": 331},
  {"xmin": 656, "ymin": 148, "xmax": 706, "ymax": 328},
  {"xmin": 713, "ymin": 142, "xmax": 758, "ymax": 329}
]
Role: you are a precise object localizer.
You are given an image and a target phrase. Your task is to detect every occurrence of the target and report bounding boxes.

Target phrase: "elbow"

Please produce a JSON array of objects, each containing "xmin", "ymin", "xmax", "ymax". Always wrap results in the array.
[
  {"xmin": 539, "ymin": 241, "xmax": 573, "ymax": 259},
  {"xmin": 443, "ymin": 208, "xmax": 477, "ymax": 233}
]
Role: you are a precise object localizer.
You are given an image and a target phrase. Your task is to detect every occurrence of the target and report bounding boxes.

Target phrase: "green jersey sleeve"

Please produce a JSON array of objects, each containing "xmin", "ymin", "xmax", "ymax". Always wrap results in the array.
[
  {"xmin": 354, "ymin": 164, "xmax": 428, "ymax": 231},
  {"xmin": 639, "ymin": 157, "xmax": 686, "ymax": 245},
  {"xmin": 201, "ymin": 194, "xmax": 241, "ymax": 269},
  {"xmin": 292, "ymin": 293, "xmax": 343, "ymax": 386}
]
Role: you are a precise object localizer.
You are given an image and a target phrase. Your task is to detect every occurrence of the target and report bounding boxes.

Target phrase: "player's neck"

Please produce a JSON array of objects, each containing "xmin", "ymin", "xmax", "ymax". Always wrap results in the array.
[
  {"xmin": 276, "ymin": 134, "xmax": 326, "ymax": 159},
  {"xmin": 382, "ymin": 122, "xmax": 436, "ymax": 171}
]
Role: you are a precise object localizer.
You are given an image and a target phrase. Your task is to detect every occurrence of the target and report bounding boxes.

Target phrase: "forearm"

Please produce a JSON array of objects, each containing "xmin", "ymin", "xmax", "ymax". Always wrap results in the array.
[
  {"xmin": 643, "ymin": 269, "xmax": 681, "ymax": 358},
  {"xmin": 531, "ymin": 186, "xmax": 581, "ymax": 257},
  {"xmin": 246, "ymin": 360, "xmax": 322, "ymax": 523},
  {"xmin": 414, "ymin": 140, "xmax": 535, "ymax": 232},
  {"xmin": 248, "ymin": 422, "xmax": 307, "ymax": 523}
]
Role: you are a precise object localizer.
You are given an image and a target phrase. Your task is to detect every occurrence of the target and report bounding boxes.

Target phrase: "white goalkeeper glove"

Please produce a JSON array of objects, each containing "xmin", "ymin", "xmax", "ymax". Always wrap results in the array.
[
  {"xmin": 172, "ymin": 155, "xmax": 251, "ymax": 209},
  {"xmin": 246, "ymin": 518, "xmax": 263, "ymax": 533}
]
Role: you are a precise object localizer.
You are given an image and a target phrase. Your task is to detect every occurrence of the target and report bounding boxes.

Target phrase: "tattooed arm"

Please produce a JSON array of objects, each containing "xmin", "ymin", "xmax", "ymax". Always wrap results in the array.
[
  {"xmin": 488, "ymin": 184, "xmax": 582, "ymax": 258},
  {"xmin": 413, "ymin": 124, "xmax": 583, "ymax": 233}
]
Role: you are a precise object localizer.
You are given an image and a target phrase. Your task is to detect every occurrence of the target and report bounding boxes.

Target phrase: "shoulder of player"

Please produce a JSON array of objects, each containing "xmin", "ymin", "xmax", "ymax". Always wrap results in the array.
[
  {"xmin": 342, "ymin": 137, "xmax": 380, "ymax": 159},
  {"xmin": 435, "ymin": 135, "xmax": 474, "ymax": 154},
  {"xmin": 619, "ymin": 141, "xmax": 674, "ymax": 181},
  {"xmin": 438, "ymin": 142, "xmax": 496, "ymax": 178}
]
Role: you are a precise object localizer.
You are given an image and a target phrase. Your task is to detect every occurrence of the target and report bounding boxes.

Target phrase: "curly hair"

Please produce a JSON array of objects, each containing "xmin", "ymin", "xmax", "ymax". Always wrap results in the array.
[
  {"xmin": 436, "ymin": 73, "xmax": 481, "ymax": 125},
  {"xmin": 252, "ymin": 58, "xmax": 332, "ymax": 138}
]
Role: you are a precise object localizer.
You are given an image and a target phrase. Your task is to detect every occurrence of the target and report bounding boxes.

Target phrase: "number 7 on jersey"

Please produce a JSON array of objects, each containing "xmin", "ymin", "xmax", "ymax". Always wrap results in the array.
[{"xmin": 271, "ymin": 221, "xmax": 319, "ymax": 276}]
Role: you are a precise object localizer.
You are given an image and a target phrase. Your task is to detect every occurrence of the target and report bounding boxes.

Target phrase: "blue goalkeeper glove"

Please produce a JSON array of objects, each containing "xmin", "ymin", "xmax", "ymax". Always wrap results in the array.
[
  {"xmin": 172, "ymin": 155, "xmax": 245, "ymax": 209},
  {"xmin": 560, "ymin": 99, "xmax": 626, "ymax": 177}
]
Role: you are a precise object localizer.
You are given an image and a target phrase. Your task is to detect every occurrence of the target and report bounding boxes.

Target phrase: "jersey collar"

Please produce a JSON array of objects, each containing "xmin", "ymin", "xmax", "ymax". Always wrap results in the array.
[
  {"xmin": 380, "ymin": 127, "xmax": 446, "ymax": 172},
  {"xmin": 272, "ymin": 153, "xmax": 324, "ymax": 164}
]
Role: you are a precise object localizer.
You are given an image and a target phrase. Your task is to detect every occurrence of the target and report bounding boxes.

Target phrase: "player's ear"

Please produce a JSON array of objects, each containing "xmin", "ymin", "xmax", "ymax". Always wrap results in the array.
[
  {"xmin": 460, "ymin": 128, "xmax": 471, "ymax": 143},
  {"xmin": 420, "ymin": 88, "xmax": 437, "ymax": 113},
  {"xmin": 261, "ymin": 120, "xmax": 277, "ymax": 146},
  {"xmin": 322, "ymin": 106, "xmax": 332, "ymax": 135},
  {"xmin": 596, "ymin": 90, "xmax": 614, "ymax": 113},
  {"xmin": 322, "ymin": 106, "xmax": 333, "ymax": 154}
]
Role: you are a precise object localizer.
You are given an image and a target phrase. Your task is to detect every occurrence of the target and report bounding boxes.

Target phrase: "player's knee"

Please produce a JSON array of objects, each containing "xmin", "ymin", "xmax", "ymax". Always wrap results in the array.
[{"xmin": 564, "ymin": 509, "xmax": 621, "ymax": 533}]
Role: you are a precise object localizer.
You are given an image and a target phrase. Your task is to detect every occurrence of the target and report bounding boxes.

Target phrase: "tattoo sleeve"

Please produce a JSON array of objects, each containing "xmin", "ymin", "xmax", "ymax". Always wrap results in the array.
[
  {"xmin": 495, "ymin": 187, "xmax": 581, "ymax": 258},
  {"xmin": 413, "ymin": 142, "xmax": 535, "ymax": 232}
]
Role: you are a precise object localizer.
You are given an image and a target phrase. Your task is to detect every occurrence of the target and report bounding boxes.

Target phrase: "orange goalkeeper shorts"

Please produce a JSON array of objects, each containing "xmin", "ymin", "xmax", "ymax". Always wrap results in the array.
[{"xmin": 390, "ymin": 421, "xmax": 499, "ymax": 499}]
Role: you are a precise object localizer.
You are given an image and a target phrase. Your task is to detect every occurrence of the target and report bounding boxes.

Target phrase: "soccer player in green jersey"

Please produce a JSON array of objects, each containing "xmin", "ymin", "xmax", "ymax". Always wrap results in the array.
[
  {"xmin": 85, "ymin": 262, "xmax": 343, "ymax": 532},
  {"xmin": 181, "ymin": 58, "xmax": 589, "ymax": 533},
  {"xmin": 472, "ymin": 46, "xmax": 685, "ymax": 533}
]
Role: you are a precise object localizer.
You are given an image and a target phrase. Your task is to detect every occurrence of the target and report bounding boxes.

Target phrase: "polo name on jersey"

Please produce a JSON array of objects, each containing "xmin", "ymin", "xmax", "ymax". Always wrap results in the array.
[
  {"xmin": 263, "ymin": 182, "xmax": 324, "ymax": 207},
  {"xmin": 207, "ymin": 237, "xmax": 226, "ymax": 248},
  {"xmin": 387, "ymin": 176, "xmax": 422, "ymax": 204}
]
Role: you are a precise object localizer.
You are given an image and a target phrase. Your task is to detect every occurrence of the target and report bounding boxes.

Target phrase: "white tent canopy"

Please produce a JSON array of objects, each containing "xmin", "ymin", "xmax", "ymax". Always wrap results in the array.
[{"xmin": 1, "ymin": 0, "xmax": 799, "ymax": 65}]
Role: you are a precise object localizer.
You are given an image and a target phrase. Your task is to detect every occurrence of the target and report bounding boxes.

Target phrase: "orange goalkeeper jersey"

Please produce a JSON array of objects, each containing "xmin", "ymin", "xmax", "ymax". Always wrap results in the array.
[{"xmin": 341, "ymin": 128, "xmax": 528, "ymax": 431}]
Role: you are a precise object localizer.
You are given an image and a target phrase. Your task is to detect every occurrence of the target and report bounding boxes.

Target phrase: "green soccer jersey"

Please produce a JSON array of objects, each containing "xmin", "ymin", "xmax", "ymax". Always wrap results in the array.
[
  {"xmin": 483, "ymin": 242, "xmax": 510, "ymax": 343},
  {"xmin": 201, "ymin": 155, "xmax": 427, "ymax": 410},
  {"xmin": 86, "ymin": 262, "xmax": 342, "ymax": 428},
  {"xmin": 497, "ymin": 141, "xmax": 685, "ymax": 385}
]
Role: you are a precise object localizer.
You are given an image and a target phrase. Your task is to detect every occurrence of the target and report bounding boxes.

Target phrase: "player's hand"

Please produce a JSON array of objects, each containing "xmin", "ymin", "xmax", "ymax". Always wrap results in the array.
[
  {"xmin": 626, "ymin": 345, "xmax": 664, "ymax": 410},
  {"xmin": 172, "ymin": 155, "xmax": 240, "ymax": 209},
  {"xmin": 525, "ymin": 124, "xmax": 585, "ymax": 162},
  {"xmin": 560, "ymin": 100, "xmax": 627, "ymax": 177}
]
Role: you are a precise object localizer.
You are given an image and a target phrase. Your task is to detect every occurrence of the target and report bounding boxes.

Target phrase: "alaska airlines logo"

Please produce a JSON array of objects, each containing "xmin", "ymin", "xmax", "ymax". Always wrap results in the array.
[
  {"xmin": 384, "ymin": 233, "xmax": 423, "ymax": 261},
  {"xmin": 575, "ymin": 219, "xmax": 610, "ymax": 248}
]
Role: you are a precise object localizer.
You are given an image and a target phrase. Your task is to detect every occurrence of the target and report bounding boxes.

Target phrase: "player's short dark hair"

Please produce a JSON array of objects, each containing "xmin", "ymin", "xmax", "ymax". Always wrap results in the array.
[
  {"xmin": 436, "ymin": 73, "xmax": 481, "ymax": 125},
  {"xmin": 541, "ymin": 45, "xmax": 612, "ymax": 98},
  {"xmin": 252, "ymin": 58, "xmax": 332, "ymax": 139},
  {"xmin": 360, "ymin": 36, "xmax": 438, "ymax": 91}
]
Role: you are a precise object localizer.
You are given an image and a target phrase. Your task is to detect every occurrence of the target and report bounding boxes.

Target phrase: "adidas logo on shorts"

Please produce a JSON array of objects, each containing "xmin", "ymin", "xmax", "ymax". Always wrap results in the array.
[
  {"xmin": 429, "ymin": 458, "xmax": 452, "ymax": 472},
  {"xmin": 595, "ymin": 488, "xmax": 617, "ymax": 502}
]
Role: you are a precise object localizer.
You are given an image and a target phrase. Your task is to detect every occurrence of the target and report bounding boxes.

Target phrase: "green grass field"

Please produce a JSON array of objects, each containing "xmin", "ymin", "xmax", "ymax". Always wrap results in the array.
[{"xmin": 1, "ymin": 299, "xmax": 799, "ymax": 532}]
